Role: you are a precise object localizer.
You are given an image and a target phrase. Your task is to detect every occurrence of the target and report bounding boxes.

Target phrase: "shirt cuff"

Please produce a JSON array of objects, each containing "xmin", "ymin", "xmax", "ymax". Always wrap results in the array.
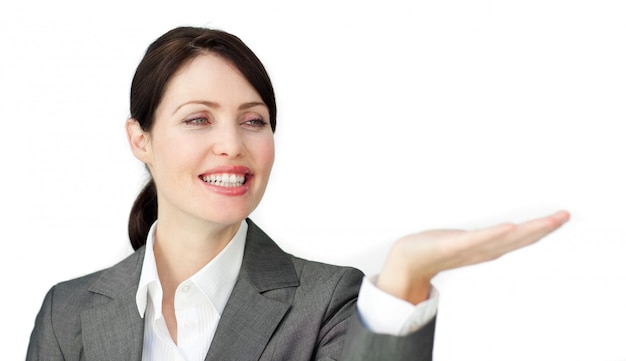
[{"xmin": 356, "ymin": 275, "xmax": 439, "ymax": 335}]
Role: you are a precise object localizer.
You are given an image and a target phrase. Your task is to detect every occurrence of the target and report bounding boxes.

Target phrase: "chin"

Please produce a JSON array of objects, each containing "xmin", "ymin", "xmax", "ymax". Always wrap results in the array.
[{"xmin": 204, "ymin": 208, "xmax": 254, "ymax": 226}]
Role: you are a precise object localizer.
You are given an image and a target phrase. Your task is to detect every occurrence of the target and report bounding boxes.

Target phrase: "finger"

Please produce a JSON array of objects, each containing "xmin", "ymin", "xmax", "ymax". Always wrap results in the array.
[
  {"xmin": 436, "ymin": 223, "xmax": 518, "ymax": 267},
  {"xmin": 486, "ymin": 210, "xmax": 571, "ymax": 256},
  {"xmin": 517, "ymin": 210, "xmax": 571, "ymax": 232},
  {"xmin": 454, "ymin": 210, "xmax": 571, "ymax": 264},
  {"xmin": 459, "ymin": 222, "xmax": 518, "ymax": 248},
  {"xmin": 506, "ymin": 210, "xmax": 571, "ymax": 246}
]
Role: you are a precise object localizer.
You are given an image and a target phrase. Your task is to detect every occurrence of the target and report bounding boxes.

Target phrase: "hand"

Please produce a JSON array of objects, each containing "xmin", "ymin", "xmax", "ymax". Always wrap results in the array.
[{"xmin": 376, "ymin": 210, "xmax": 571, "ymax": 304}]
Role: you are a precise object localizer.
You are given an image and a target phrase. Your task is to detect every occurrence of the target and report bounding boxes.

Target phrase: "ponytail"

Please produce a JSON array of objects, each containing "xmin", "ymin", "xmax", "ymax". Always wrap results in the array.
[{"xmin": 128, "ymin": 178, "xmax": 158, "ymax": 250}]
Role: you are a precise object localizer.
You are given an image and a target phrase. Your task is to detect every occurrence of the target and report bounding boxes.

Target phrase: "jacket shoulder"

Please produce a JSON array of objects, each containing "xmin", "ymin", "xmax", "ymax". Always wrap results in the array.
[
  {"xmin": 49, "ymin": 247, "xmax": 144, "ymax": 307},
  {"xmin": 289, "ymin": 255, "xmax": 364, "ymax": 294},
  {"xmin": 27, "ymin": 249, "xmax": 145, "ymax": 360}
]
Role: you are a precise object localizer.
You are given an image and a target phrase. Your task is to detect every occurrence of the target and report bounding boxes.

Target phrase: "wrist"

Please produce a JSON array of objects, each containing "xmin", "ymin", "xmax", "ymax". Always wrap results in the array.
[
  {"xmin": 376, "ymin": 244, "xmax": 433, "ymax": 305},
  {"xmin": 376, "ymin": 274, "xmax": 431, "ymax": 305}
]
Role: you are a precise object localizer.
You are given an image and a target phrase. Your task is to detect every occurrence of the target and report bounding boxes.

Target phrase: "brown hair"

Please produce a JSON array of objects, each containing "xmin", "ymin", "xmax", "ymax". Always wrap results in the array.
[{"xmin": 127, "ymin": 26, "xmax": 277, "ymax": 250}]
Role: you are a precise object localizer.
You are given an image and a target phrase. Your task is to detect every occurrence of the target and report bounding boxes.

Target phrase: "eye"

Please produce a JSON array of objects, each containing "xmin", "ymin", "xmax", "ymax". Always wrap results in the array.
[
  {"xmin": 183, "ymin": 117, "xmax": 210, "ymax": 126},
  {"xmin": 242, "ymin": 118, "xmax": 268, "ymax": 128}
]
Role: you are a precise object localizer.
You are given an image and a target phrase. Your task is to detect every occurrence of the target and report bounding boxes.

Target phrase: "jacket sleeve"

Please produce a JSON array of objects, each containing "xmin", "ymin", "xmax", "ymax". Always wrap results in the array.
[
  {"xmin": 26, "ymin": 287, "xmax": 65, "ymax": 361},
  {"xmin": 315, "ymin": 268, "xmax": 436, "ymax": 361},
  {"xmin": 340, "ymin": 313, "xmax": 436, "ymax": 361}
]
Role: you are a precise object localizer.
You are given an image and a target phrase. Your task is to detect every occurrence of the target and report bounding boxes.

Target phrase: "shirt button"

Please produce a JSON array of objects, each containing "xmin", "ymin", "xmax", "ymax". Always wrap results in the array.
[
  {"xmin": 181, "ymin": 285, "xmax": 190, "ymax": 293},
  {"xmin": 185, "ymin": 321, "xmax": 194, "ymax": 328}
]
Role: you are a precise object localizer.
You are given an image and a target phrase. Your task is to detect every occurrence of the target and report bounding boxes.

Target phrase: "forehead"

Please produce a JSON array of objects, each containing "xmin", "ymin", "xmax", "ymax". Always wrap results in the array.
[{"xmin": 160, "ymin": 53, "xmax": 263, "ymax": 109}]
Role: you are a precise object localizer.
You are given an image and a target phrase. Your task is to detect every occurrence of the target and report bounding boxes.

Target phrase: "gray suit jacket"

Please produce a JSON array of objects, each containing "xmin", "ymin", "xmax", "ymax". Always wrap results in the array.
[{"xmin": 27, "ymin": 219, "xmax": 435, "ymax": 360}]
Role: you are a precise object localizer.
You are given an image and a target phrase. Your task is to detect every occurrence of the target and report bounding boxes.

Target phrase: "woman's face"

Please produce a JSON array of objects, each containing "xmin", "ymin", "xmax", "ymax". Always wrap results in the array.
[{"xmin": 130, "ymin": 53, "xmax": 275, "ymax": 228}]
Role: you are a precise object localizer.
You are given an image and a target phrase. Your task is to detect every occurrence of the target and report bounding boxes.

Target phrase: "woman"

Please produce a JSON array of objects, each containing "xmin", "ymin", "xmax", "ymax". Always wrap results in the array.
[{"xmin": 26, "ymin": 26, "xmax": 570, "ymax": 360}]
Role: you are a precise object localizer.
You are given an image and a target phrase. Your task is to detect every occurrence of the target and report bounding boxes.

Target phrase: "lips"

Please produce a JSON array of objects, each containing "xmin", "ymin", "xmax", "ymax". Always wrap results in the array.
[{"xmin": 198, "ymin": 165, "xmax": 252, "ymax": 194}]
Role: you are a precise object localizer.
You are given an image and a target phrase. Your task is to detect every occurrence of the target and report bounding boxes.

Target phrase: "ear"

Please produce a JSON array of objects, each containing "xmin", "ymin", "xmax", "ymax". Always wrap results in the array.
[{"xmin": 126, "ymin": 118, "xmax": 152, "ymax": 164}]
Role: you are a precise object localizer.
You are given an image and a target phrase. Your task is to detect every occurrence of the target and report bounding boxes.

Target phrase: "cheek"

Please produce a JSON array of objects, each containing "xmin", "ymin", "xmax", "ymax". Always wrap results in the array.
[
  {"xmin": 152, "ymin": 136, "xmax": 200, "ymax": 176},
  {"xmin": 256, "ymin": 137, "xmax": 275, "ymax": 171}
]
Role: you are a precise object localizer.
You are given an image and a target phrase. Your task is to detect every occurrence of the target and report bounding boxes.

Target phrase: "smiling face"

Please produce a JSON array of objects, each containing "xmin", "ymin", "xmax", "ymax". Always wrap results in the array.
[{"xmin": 127, "ymin": 53, "xmax": 275, "ymax": 229}]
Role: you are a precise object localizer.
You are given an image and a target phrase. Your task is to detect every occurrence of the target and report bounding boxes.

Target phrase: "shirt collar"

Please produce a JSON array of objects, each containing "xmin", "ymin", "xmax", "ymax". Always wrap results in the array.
[{"xmin": 135, "ymin": 220, "xmax": 247, "ymax": 318}]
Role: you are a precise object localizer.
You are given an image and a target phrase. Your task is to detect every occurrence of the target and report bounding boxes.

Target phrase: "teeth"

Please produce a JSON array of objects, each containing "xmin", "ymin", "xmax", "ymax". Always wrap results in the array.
[{"xmin": 201, "ymin": 173, "xmax": 246, "ymax": 187}]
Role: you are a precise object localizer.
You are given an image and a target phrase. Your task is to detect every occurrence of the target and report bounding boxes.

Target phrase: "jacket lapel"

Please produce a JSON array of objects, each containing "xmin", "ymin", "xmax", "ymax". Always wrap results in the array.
[
  {"xmin": 81, "ymin": 248, "xmax": 146, "ymax": 361},
  {"xmin": 205, "ymin": 219, "xmax": 300, "ymax": 361}
]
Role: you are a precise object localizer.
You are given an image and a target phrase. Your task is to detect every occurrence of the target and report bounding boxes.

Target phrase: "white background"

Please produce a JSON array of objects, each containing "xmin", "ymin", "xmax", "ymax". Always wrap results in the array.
[{"xmin": 2, "ymin": 1, "xmax": 625, "ymax": 360}]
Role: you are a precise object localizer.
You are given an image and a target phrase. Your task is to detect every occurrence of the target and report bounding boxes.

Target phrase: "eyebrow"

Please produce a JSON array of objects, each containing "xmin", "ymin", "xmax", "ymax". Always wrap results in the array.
[{"xmin": 173, "ymin": 100, "xmax": 266, "ymax": 114}]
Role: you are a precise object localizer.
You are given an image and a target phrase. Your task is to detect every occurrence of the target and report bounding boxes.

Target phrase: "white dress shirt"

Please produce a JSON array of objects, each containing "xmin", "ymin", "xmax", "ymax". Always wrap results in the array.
[
  {"xmin": 135, "ymin": 220, "xmax": 438, "ymax": 360},
  {"xmin": 136, "ymin": 221, "xmax": 246, "ymax": 361}
]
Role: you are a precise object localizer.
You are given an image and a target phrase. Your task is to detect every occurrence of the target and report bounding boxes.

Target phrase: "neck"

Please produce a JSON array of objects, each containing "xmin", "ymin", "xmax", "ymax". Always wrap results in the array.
[{"xmin": 153, "ymin": 215, "xmax": 243, "ymax": 291}]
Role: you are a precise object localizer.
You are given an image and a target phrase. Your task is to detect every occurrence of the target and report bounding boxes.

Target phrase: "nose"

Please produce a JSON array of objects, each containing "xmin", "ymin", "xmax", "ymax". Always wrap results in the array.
[{"xmin": 212, "ymin": 124, "xmax": 244, "ymax": 159}]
